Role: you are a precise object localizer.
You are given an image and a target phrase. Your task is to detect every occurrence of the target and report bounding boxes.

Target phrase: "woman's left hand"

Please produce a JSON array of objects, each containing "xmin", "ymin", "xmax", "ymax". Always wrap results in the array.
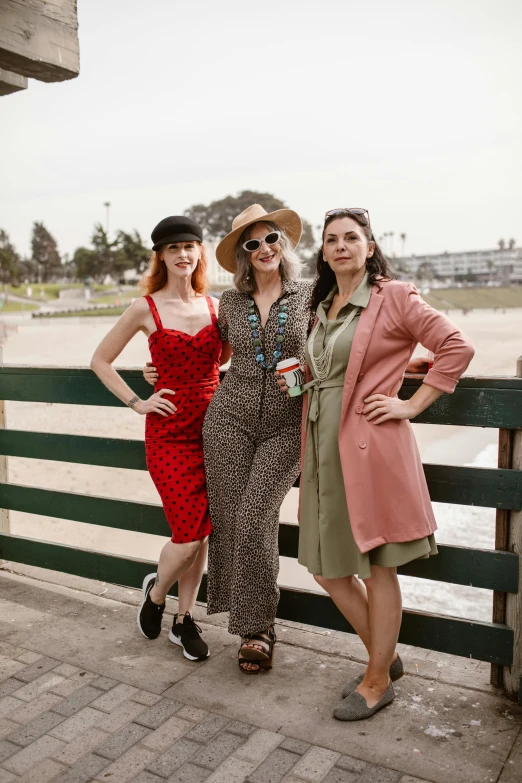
[{"xmin": 363, "ymin": 394, "xmax": 416, "ymax": 424}]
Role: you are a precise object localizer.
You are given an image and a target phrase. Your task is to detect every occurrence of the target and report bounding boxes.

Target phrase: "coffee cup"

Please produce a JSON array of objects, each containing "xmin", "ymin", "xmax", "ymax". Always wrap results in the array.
[{"xmin": 276, "ymin": 358, "xmax": 304, "ymax": 397}]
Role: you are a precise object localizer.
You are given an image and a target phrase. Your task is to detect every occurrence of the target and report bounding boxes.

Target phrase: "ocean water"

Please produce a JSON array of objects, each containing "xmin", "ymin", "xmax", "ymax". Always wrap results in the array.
[{"xmin": 398, "ymin": 443, "xmax": 498, "ymax": 622}]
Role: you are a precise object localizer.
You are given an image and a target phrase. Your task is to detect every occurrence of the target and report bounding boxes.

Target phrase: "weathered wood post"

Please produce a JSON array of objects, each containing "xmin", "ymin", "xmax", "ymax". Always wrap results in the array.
[
  {"xmin": 501, "ymin": 355, "xmax": 522, "ymax": 701},
  {"xmin": 492, "ymin": 428, "xmax": 514, "ymax": 686},
  {"xmin": 0, "ymin": 348, "xmax": 10, "ymax": 540}
]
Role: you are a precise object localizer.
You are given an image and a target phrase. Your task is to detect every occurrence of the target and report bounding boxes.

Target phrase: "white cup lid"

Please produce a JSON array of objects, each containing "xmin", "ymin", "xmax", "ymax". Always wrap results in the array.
[{"xmin": 276, "ymin": 358, "xmax": 300, "ymax": 371}]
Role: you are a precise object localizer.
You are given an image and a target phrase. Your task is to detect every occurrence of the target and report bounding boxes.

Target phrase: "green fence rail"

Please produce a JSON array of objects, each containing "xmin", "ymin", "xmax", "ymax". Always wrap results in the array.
[{"xmin": 0, "ymin": 366, "xmax": 521, "ymax": 697}]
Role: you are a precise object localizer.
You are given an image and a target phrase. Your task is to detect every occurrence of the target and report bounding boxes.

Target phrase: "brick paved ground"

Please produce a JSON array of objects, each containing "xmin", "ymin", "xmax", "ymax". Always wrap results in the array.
[
  {"xmin": 0, "ymin": 639, "xmax": 429, "ymax": 783},
  {"xmin": 1, "ymin": 569, "xmax": 521, "ymax": 783}
]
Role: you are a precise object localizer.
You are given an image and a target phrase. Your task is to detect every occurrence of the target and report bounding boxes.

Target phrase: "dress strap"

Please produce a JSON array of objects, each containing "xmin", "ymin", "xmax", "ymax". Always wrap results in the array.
[
  {"xmin": 145, "ymin": 295, "xmax": 163, "ymax": 330},
  {"xmin": 206, "ymin": 296, "xmax": 218, "ymax": 326}
]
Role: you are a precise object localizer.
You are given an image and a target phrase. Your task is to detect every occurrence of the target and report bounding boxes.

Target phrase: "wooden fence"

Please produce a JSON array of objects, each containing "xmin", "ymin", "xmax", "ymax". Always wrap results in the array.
[{"xmin": 0, "ymin": 364, "xmax": 521, "ymax": 703}]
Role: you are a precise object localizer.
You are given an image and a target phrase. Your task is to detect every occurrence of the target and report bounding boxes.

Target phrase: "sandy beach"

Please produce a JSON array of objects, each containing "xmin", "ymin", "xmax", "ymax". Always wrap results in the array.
[{"xmin": 1, "ymin": 306, "xmax": 521, "ymax": 623}]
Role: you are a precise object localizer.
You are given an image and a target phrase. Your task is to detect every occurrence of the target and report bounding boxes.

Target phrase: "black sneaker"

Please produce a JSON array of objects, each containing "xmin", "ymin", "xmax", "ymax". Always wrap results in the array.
[
  {"xmin": 168, "ymin": 613, "xmax": 209, "ymax": 661},
  {"xmin": 137, "ymin": 573, "xmax": 165, "ymax": 639}
]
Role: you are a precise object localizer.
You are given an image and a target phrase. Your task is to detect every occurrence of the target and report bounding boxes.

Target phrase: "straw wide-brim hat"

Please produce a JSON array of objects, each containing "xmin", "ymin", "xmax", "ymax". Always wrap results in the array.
[{"xmin": 215, "ymin": 204, "xmax": 303, "ymax": 273}]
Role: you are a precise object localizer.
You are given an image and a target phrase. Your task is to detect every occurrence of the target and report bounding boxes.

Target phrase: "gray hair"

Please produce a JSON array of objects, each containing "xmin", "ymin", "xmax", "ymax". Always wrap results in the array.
[{"xmin": 233, "ymin": 221, "xmax": 302, "ymax": 294}]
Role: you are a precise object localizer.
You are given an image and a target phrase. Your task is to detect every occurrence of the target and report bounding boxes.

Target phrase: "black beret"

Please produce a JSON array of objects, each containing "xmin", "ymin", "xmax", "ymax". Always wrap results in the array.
[{"xmin": 151, "ymin": 216, "xmax": 203, "ymax": 251}]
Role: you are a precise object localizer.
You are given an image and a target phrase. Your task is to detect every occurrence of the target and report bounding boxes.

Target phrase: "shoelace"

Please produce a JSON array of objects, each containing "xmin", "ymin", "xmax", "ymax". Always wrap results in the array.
[{"xmin": 179, "ymin": 613, "xmax": 202, "ymax": 638}]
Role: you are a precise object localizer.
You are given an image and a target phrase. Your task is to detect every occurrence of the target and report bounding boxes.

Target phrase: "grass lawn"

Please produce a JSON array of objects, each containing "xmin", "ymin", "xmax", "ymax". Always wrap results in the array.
[
  {"xmin": 36, "ymin": 306, "xmax": 127, "ymax": 318},
  {"xmin": 7, "ymin": 284, "xmax": 81, "ymax": 301},
  {"xmin": 6, "ymin": 284, "xmax": 114, "ymax": 301},
  {"xmin": 90, "ymin": 288, "xmax": 141, "ymax": 305},
  {"xmin": 423, "ymin": 286, "xmax": 522, "ymax": 310},
  {"xmin": 0, "ymin": 300, "xmax": 39, "ymax": 312},
  {"xmin": 18, "ymin": 284, "xmax": 522, "ymax": 316}
]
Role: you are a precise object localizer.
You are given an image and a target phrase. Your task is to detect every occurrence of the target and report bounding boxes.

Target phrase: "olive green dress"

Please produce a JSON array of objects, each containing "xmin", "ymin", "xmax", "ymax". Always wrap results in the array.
[{"xmin": 299, "ymin": 274, "xmax": 437, "ymax": 579}]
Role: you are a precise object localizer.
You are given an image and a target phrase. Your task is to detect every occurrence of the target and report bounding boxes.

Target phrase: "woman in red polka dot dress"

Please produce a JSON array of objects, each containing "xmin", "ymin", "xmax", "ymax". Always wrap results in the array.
[{"xmin": 91, "ymin": 216, "xmax": 229, "ymax": 661}]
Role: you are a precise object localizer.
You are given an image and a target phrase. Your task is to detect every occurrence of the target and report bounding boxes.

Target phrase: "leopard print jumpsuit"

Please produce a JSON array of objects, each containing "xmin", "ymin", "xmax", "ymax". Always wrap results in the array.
[{"xmin": 203, "ymin": 279, "xmax": 313, "ymax": 637}]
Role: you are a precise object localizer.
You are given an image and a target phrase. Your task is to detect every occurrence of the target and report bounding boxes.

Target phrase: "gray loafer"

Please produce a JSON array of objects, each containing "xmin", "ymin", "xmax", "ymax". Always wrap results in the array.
[
  {"xmin": 341, "ymin": 654, "xmax": 403, "ymax": 698},
  {"xmin": 334, "ymin": 682, "xmax": 394, "ymax": 721}
]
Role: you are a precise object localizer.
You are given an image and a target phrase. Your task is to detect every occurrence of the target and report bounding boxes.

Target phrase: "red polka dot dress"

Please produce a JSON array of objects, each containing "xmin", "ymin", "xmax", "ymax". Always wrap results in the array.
[{"xmin": 144, "ymin": 295, "xmax": 222, "ymax": 544}]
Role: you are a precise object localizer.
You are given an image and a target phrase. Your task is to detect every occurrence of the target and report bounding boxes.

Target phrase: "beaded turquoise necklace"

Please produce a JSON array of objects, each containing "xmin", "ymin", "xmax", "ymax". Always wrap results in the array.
[{"xmin": 247, "ymin": 297, "xmax": 288, "ymax": 370}]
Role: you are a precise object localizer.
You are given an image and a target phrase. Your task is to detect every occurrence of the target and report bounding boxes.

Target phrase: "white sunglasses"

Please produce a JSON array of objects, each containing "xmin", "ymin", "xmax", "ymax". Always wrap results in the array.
[{"xmin": 242, "ymin": 231, "xmax": 281, "ymax": 253}]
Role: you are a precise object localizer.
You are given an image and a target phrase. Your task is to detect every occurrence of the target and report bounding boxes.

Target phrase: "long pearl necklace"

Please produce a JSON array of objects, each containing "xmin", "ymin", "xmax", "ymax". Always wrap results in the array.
[{"xmin": 308, "ymin": 306, "xmax": 360, "ymax": 382}]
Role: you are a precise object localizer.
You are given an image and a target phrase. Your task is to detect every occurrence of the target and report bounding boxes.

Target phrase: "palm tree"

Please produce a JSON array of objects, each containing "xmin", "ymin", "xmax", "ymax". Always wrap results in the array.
[
  {"xmin": 498, "ymin": 239, "xmax": 505, "ymax": 250},
  {"xmin": 400, "ymin": 232, "xmax": 407, "ymax": 258},
  {"xmin": 508, "ymin": 238, "xmax": 516, "ymax": 250},
  {"xmin": 104, "ymin": 202, "xmax": 111, "ymax": 236},
  {"xmin": 389, "ymin": 231, "xmax": 395, "ymax": 255}
]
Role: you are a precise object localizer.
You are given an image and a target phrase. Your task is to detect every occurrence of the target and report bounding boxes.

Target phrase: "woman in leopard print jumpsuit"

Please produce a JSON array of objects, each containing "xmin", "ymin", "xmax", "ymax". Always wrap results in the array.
[{"xmin": 202, "ymin": 204, "xmax": 312, "ymax": 671}]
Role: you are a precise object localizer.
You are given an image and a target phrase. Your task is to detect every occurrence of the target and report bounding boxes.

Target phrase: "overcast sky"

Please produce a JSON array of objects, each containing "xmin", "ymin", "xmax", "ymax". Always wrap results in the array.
[{"xmin": 1, "ymin": 0, "xmax": 521, "ymax": 259}]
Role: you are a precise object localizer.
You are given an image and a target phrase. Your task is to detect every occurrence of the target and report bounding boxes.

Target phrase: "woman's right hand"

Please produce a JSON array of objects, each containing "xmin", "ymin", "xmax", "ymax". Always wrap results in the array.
[
  {"xmin": 405, "ymin": 355, "xmax": 431, "ymax": 373},
  {"xmin": 143, "ymin": 361, "xmax": 159, "ymax": 386},
  {"xmin": 134, "ymin": 389, "xmax": 177, "ymax": 417},
  {"xmin": 274, "ymin": 371, "xmax": 290, "ymax": 398}
]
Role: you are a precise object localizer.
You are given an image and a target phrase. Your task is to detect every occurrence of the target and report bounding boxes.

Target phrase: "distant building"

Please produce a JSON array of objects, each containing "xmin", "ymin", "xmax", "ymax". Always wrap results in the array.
[
  {"xmin": 394, "ymin": 247, "xmax": 522, "ymax": 284},
  {"xmin": 206, "ymin": 241, "xmax": 234, "ymax": 289}
]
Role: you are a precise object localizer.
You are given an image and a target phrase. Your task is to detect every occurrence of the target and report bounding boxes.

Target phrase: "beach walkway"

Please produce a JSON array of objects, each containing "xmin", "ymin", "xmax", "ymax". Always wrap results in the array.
[{"xmin": 0, "ymin": 564, "xmax": 520, "ymax": 783}]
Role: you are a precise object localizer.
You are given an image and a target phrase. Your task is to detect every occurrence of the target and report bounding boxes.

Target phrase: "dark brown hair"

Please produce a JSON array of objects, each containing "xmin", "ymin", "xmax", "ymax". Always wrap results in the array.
[
  {"xmin": 141, "ymin": 243, "xmax": 209, "ymax": 296},
  {"xmin": 310, "ymin": 211, "xmax": 393, "ymax": 313}
]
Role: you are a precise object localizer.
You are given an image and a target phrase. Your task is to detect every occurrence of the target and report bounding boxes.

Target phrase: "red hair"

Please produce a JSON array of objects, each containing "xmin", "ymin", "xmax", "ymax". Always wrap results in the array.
[{"xmin": 140, "ymin": 243, "xmax": 209, "ymax": 296}]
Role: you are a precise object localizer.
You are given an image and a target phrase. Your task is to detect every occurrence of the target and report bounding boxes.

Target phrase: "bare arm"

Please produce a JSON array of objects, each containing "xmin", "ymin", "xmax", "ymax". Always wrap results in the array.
[
  {"xmin": 90, "ymin": 299, "xmax": 177, "ymax": 417},
  {"xmin": 212, "ymin": 296, "xmax": 232, "ymax": 365},
  {"xmin": 220, "ymin": 340, "xmax": 232, "ymax": 365}
]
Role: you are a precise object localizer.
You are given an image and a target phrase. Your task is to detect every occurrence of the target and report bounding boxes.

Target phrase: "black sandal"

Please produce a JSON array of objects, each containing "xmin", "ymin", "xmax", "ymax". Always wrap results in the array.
[{"xmin": 238, "ymin": 627, "xmax": 276, "ymax": 674}]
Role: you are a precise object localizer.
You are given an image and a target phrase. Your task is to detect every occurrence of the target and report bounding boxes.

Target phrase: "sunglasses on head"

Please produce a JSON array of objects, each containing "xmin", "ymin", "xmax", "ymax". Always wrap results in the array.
[
  {"xmin": 325, "ymin": 208, "xmax": 370, "ymax": 226},
  {"xmin": 242, "ymin": 231, "xmax": 281, "ymax": 253}
]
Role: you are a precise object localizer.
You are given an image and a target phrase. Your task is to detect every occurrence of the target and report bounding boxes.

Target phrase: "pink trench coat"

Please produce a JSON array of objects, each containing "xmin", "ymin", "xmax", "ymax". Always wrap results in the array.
[{"xmin": 300, "ymin": 279, "xmax": 475, "ymax": 554}]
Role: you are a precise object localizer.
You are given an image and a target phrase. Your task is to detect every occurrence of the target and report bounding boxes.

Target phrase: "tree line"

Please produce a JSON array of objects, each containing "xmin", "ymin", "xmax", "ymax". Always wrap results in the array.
[
  {"xmin": 0, "ymin": 222, "xmax": 159, "ymax": 287},
  {"xmin": 0, "ymin": 191, "xmax": 318, "ymax": 286}
]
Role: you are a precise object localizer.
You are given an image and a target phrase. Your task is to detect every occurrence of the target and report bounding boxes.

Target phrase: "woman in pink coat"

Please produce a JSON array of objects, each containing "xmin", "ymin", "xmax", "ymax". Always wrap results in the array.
[{"xmin": 277, "ymin": 208, "xmax": 474, "ymax": 721}]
